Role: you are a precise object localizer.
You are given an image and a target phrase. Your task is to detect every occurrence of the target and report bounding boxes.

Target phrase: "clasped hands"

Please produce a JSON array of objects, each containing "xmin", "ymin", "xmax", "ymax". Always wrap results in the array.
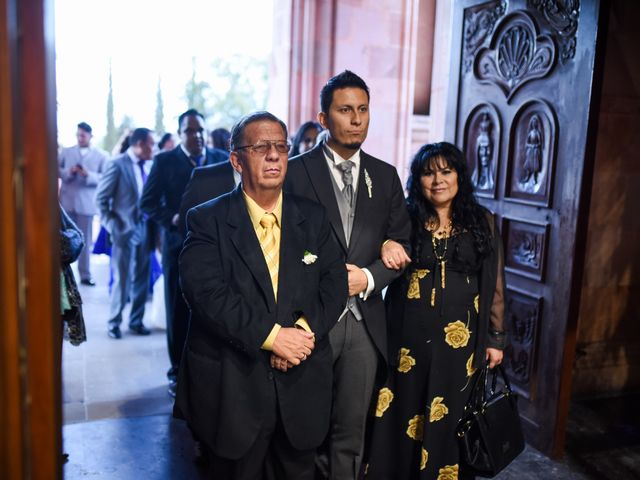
[
  {"xmin": 70, "ymin": 164, "xmax": 88, "ymax": 177},
  {"xmin": 270, "ymin": 327, "xmax": 315, "ymax": 372}
]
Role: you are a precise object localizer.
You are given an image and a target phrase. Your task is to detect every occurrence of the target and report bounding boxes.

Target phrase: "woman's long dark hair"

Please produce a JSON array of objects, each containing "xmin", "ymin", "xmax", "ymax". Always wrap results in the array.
[
  {"xmin": 406, "ymin": 142, "xmax": 492, "ymax": 264},
  {"xmin": 290, "ymin": 121, "xmax": 322, "ymax": 157}
]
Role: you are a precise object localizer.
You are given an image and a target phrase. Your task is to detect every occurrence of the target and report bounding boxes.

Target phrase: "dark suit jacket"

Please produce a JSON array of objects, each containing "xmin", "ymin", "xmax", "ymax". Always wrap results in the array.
[
  {"xmin": 178, "ymin": 161, "xmax": 236, "ymax": 236},
  {"xmin": 176, "ymin": 187, "xmax": 348, "ymax": 459},
  {"xmin": 210, "ymin": 147, "xmax": 230, "ymax": 164},
  {"xmin": 140, "ymin": 146, "xmax": 220, "ymax": 257},
  {"xmin": 285, "ymin": 144, "xmax": 410, "ymax": 364}
]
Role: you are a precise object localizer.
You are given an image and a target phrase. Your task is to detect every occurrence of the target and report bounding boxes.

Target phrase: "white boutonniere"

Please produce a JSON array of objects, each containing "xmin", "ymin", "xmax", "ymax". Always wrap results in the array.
[
  {"xmin": 364, "ymin": 169, "xmax": 372, "ymax": 198},
  {"xmin": 302, "ymin": 250, "xmax": 318, "ymax": 265}
]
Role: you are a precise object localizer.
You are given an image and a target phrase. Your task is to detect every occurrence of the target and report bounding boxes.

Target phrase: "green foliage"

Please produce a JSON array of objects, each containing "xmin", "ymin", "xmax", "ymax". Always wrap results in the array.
[
  {"xmin": 208, "ymin": 55, "xmax": 268, "ymax": 129},
  {"xmin": 182, "ymin": 55, "xmax": 268, "ymax": 130},
  {"xmin": 183, "ymin": 57, "xmax": 211, "ymax": 116},
  {"xmin": 155, "ymin": 77, "xmax": 165, "ymax": 135},
  {"xmin": 102, "ymin": 60, "xmax": 118, "ymax": 153}
]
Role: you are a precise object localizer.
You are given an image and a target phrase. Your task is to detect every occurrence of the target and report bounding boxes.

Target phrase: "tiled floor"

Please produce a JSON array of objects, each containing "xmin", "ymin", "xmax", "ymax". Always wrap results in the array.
[{"xmin": 62, "ymin": 254, "xmax": 639, "ymax": 479}]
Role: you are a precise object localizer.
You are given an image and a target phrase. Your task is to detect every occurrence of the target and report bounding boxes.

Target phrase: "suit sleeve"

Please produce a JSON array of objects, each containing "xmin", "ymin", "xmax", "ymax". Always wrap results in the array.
[
  {"xmin": 58, "ymin": 149, "xmax": 75, "ymax": 183},
  {"xmin": 140, "ymin": 156, "xmax": 174, "ymax": 229},
  {"xmin": 84, "ymin": 151, "xmax": 106, "ymax": 187},
  {"xmin": 179, "ymin": 207, "xmax": 276, "ymax": 358},
  {"xmin": 178, "ymin": 169, "xmax": 200, "ymax": 237},
  {"xmin": 295, "ymin": 209, "xmax": 348, "ymax": 339},
  {"xmin": 95, "ymin": 160, "xmax": 119, "ymax": 233},
  {"xmin": 365, "ymin": 168, "xmax": 411, "ymax": 295}
]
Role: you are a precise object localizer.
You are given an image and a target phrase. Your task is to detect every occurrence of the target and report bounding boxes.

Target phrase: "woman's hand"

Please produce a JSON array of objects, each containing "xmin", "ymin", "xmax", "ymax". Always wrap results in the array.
[
  {"xmin": 485, "ymin": 348, "xmax": 503, "ymax": 369},
  {"xmin": 380, "ymin": 240, "xmax": 411, "ymax": 270}
]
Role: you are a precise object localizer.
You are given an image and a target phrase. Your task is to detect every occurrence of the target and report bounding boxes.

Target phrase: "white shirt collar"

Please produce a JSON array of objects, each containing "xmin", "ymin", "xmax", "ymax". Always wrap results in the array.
[{"xmin": 180, "ymin": 144, "xmax": 205, "ymax": 159}]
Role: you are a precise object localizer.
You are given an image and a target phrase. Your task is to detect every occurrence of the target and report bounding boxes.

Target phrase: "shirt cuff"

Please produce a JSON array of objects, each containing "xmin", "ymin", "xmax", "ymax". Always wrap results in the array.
[
  {"xmin": 294, "ymin": 317, "xmax": 312, "ymax": 333},
  {"xmin": 261, "ymin": 323, "xmax": 281, "ymax": 351},
  {"xmin": 359, "ymin": 268, "xmax": 375, "ymax": 301}
]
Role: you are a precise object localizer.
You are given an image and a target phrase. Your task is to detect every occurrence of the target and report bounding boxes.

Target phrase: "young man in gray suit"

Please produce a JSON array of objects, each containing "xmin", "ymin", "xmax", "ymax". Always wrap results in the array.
[
  {"xmin": 95, "ymin": 128, "xmax": 155, "ymax": 339},
  {"xmin": 58, "ymin": 122, "xmax": 109, "ymax": 286},
  {"xmin": 286, "ymin": 71, "xmax": 411, "ymax": 479}
]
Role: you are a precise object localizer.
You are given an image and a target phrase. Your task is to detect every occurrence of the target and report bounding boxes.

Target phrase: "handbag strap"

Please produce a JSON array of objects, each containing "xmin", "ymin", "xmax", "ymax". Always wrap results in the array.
[{"xmin": 488, "ymin": 363, "xmax": 514, "ymax": 396}]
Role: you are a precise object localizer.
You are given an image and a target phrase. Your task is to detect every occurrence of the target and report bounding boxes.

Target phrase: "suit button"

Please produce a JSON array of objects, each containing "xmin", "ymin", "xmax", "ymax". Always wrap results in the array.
[{"xmin": 268, "ymin": 372, "xmax": 274, "ymax": 380}]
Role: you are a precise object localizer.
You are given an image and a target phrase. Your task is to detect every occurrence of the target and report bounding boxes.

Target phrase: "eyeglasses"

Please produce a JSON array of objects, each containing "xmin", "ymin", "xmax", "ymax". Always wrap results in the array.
[{"xmin": 234, "ymin": 141, "xmax": 291, "ymax": 155}]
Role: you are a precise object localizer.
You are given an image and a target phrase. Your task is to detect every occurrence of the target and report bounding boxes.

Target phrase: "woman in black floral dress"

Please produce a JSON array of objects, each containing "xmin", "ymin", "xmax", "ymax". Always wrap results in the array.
[{"xmin": 366, "ymin": 142, "xmax": 506, "ymax": 479}]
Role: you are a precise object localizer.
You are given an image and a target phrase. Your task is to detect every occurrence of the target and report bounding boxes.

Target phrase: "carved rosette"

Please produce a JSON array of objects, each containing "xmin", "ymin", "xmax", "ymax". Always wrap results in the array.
[
  {"xmin": 528, "ymin": 0, "xmax": 580, "ymax": 63},
  {"xmin": 473, "ymin": 11, "xmax": 556, "ymax": 101},
  {"xmin": 462, "ymin": 1, "xmax": 507, "ymax": 74}
]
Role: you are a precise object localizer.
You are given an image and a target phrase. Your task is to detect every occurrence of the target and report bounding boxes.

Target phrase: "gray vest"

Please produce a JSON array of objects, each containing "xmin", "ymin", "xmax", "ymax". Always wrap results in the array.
[{"xmin": 328, "ymin": 166, "xmax": 363, "ymax": 321}]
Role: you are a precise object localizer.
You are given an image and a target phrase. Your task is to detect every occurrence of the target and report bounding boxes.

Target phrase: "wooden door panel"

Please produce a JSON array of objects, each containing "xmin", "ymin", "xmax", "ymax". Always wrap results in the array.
[{"xmin": 446, "ymin": 0, "xmax": 604, "ymax": 455}]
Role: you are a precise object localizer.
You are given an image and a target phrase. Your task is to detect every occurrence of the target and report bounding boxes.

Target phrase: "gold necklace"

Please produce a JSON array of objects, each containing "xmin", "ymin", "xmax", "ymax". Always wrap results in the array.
[
  {"xmin": 425, "ymin": 218, "xmax": 453, "ymax": 239},
  {"xmin": 430, "ymin": 231, "xmax": 449, "ymax": 307}
]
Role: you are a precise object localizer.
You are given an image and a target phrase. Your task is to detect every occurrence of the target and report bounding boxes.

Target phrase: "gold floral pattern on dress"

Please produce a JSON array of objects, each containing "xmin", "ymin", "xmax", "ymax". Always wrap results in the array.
[
  {"xmin": 375, "ymin": 388, "xmax": 394, "ymax": 417},
  {"xmin": 474, "ymin": 294, "xmax": 479, "ymax": 313},
  {"xmin": 420, "ymin": 447, "xmax": 429, "ymax": 470},
  {"xmin": 437, "ymin": 464, "xmax": 459, "ymax": 480},
  {"xmin": 444, "ymin": 320, "xmax": 471, "ymax": 348},
  {"xmin": 406, "ymin": 414, "xmax": 425, "ymax": 441},
  {"xmin": 407, "ymin": 269, "xmax": 429, "ymax": 299},
  {"xmin": 429, "ymin": 396, "xmax": 449, "ymax": 422},
  {"xmin": 397, "ymin": 348, "xmax": 416, "ymax": 373},
  {"xmin": 466, "ymin": 353, "xmax": 476, "ymax": 377}
]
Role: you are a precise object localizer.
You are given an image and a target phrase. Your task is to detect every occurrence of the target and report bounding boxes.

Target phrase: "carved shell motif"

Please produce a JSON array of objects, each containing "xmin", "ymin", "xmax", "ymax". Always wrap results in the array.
[{"xmin": 474, "ymin": 11, "xmax": 556, "ymax": 102}]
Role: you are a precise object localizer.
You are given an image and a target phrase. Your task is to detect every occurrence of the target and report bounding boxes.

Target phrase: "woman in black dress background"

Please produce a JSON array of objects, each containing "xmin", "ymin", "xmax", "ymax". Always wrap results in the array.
[{"xmin": 367, "ymin": 142, "xmax": 506, "ymax": 479}]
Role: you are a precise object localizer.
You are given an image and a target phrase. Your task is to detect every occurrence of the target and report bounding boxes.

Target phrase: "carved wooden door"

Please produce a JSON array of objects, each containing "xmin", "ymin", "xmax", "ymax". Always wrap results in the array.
[{"xmin": 445, "ymin": 0, "xmax": 606, "ymax": 455}]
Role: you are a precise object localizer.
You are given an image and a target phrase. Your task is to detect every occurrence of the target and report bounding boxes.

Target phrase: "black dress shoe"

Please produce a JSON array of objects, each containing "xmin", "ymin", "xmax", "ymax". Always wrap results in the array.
[
  {"xmin": 80, "ymin": 279, "xmax": 96, "ymax": 286},
  {"xmin": 129, "ymin": 324, "xmax": 151, "ymax": 335},
  {"xmin": 108, "ymin": 326, "xmax": 122, "ymax": 339}
]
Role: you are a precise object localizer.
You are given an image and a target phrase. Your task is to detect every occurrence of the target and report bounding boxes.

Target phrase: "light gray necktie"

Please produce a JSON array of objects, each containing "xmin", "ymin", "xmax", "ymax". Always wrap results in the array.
[{"xmin": 337, "ymin": 160, "xmax": 355, "ymax": 208}]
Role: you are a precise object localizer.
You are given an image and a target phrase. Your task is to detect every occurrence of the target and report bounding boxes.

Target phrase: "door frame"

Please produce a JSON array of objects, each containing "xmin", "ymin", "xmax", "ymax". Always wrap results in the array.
[{"xmin": 0, "ymin": 0, "xmax": 61, "ymax": 477}]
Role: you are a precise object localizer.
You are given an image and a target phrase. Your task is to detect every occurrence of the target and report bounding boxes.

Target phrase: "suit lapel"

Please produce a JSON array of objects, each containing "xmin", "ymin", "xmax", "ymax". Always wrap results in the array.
[
  {"xmin": 303, "ymin": 148, "xmax": 348, "ymax": 252},
  {"xmin": 348, "ymin": 152, "xmax": 372, "ymax": 254},
  {"xmin": 276, "ymin": 194, "xmax": 305, "ymax": 323},
  {"xmin": 122, "ymin": 154, "xmax": 139, "ymax": 197},
  {"xmin": 227, "ymin": 187, "xmax": 277, "ymax": 310}
]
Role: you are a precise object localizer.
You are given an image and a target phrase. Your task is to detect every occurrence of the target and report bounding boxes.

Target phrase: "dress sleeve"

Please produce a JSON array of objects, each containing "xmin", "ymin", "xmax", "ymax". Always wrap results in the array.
[{"xmin": 487, "ymin": 213, "xmax": 506, "ymax": 350}]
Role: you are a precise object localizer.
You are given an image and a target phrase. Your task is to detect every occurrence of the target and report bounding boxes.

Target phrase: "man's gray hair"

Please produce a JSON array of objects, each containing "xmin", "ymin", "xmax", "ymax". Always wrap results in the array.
[{"xmin": 229, "ymin": 111, "xmax": 288, "ymax": 151}]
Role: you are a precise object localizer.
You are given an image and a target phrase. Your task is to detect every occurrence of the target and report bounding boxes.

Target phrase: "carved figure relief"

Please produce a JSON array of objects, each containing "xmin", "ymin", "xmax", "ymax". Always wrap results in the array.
[
  {"xmin": 520, "ymin": 114, "xmax": 543, "ymax": 188},
  {"xmin": 504, "ymin": 290, "xmax": 542, "ymax": 396},
  {"xmin": 476, "ymin": 114, "xmax": 494, "ymax": 190},
  {"xmin": 473, "ymin": 11, "xmax": 556, "ymax": 102},
  {"xmin": 528, "ymin": 0, "xmax": 580, "ymax": 63},
  {"xmin": 503, "ymin": 218, "xmax": 549, "ymax": 280},
  {"xmin": 464, "ymin": 104, "xmax": 501, "ymax": 197},
  {"xmin": 463, "ymin": 1, "xmax": 507, "ymax": 73},
  {"xmin": 506, "ymin": 100, "xmax": 557, "ymax": 206}
]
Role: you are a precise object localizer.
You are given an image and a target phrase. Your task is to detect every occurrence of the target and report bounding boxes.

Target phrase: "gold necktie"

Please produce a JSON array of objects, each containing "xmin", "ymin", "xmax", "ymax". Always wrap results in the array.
[{"xmin": 259, "ymin": 213, "xmax": 279, "ymax": 299}]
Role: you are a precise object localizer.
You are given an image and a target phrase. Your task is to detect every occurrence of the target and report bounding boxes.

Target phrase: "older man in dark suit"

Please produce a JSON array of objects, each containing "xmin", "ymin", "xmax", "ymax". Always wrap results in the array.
[
  {"xmin": 176, "ymin": 111, "xmax": 347, "ymax": 479},
  {"xmin": 286, "ymin": 71, "xmax": 411, "ymax": 479},
  {"xmin": 140, "ymin": 109, "xmax": 224, "ymax": 396}
]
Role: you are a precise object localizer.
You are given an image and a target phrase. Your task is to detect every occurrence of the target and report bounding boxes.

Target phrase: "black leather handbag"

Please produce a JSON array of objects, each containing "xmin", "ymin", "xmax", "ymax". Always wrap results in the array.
[{"xmin": 456, "ymin": 362, "xmax": 525, "ymax": 477}]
